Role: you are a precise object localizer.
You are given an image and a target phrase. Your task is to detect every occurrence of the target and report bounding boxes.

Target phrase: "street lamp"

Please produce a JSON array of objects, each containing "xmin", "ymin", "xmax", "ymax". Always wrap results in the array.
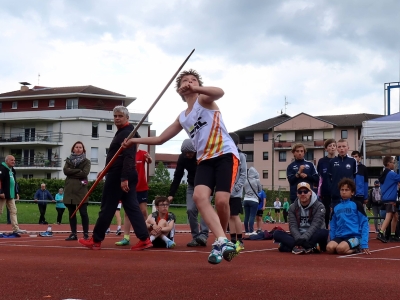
[{"xmin": 271, "ymin": 132, "xmax": 282, "ymax": 193}]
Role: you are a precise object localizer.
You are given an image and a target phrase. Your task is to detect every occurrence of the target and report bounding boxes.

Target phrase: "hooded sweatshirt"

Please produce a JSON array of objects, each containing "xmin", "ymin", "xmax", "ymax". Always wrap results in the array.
[
  {"xmin": 243, "ymin": 167, "xmax": 262, "ymax": 202},
  {"xmin": 230, "ymin": 150, "xmax": 247, "ymax": 198},
  {"xmin": 379, "ymin": 168, "xmax": 400, "ymax": 202},
  {"xmin": 330, "ymin": 198, "xmax": 369, "ymax": 249},
  {"xmin": 288, "ymin": 192, "xmax": 325, "ymax": 241}
]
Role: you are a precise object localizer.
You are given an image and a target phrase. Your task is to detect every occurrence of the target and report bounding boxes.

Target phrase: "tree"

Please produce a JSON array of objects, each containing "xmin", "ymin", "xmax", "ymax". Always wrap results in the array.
[{"xmin": 151, "ymin": 162, "xmax": 171, "ymax": 184}]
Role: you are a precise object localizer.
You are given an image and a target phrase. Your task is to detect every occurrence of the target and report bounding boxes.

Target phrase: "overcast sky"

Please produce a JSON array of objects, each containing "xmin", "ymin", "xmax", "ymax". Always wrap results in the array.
[{"xmin": 1, "ymin": 0, "xmax": 400, "ymax": 153}]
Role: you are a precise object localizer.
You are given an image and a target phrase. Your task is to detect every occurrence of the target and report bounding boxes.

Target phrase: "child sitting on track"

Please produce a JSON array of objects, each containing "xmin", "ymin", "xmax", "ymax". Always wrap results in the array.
[
  {"xmin": 326, "ymin": 178, "xmax": 371, "ymax": 255},
  {"xmin": 263, "ymin": 211, "xmax": 275, "ymax": 224},
  {"xmin": 146, "ymin": 196, "xmax": 176, "ymax": 249}
]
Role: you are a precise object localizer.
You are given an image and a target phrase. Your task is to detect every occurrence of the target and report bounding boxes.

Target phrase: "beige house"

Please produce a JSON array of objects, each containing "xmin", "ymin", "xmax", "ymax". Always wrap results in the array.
[{"xmin": 236, "ymin": 113, "xmax": 383, "ymax": 190}]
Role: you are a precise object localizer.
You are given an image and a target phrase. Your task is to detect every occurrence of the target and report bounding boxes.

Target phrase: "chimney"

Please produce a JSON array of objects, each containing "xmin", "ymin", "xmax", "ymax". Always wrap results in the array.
[{"xmin": 19, "ymin": 82, "xmax": 31, "ymax": 91}]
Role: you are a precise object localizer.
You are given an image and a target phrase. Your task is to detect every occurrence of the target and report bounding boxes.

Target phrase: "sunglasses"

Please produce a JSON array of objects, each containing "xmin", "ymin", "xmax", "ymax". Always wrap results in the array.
[{"xmin": 297, "ymin": 190, "xmax": 309, "ymax": 195}]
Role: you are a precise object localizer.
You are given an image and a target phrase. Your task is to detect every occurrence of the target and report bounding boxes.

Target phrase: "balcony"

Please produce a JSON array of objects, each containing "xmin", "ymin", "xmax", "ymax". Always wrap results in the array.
[
  {"xmin": 274, "ymin": 140, "xmax": 325, "ymax": 150},
  {"xmin": 0, "ymin": 132, "xmax": 63, "ymax": 145},
  {"xmin": 3, "ymin": 157, "xmax": 64, "ymax": 169}
]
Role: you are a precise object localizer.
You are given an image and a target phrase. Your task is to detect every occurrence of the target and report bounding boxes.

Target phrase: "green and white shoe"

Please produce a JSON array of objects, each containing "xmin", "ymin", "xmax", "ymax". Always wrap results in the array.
[
  {"xmin": 208, "ymin": 241, "xmax": 222, "ymax": 264},
  {"xmin": 115, "ymin": 238, "xmax": 130, "ymax": 246}
]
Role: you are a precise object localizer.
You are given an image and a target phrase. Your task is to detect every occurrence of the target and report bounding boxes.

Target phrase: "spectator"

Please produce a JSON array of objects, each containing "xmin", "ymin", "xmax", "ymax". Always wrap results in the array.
[
  {"xmin": 327, "ymin": 139, "xmax": 357, "ymax": 208},
  {"xmin": 367, "ymin": 180, "xmax": 382, "ymax": 233},
  {"xmin": 286, "ymin": 143, "xmax": 319, "ymax": 204},
  {"xmin": 63, "ymin": 141, "xmax": 91, "ymax": 241},
  {"xmin": 326, "ymin": 178, "xmax": 371, "ymax": 255},
  {"xmin": 55, "ymin": 188, "xmax": 66, "ymax": 225},
  {"xmin": 164, "ymin": 139, "xmax": 209, "ymax": 248},
  {"xmin": 263, "ymin": 211, "xmax": 275, "ymax": 223},
  {"xmin": 317, "ymin": 139, "xmax": 337, "ymax": 229},
  {"xmin": 34, "ymin": 183, "xmax": 54, "ymax": 225},
  {"xmin": 255, "ymin": 189, "xmax": 266, "ymax": 233},
  {"xmin": 273, "ymin": 182, "xmax": 328, "ymax": 254},
  {"xmin": 0, "ymin": 155, "xmax": 26, "ymax": 234},
  {"xmin": 106, "ymin": 201, "xmax": 122, "ymax": 235},
  {"xmin": 228, "ymin": 132, "xmax": 247, "ymax": 252},
  {"xmin": 351, "ymin": 151, "xmax": 369, "ymax": 205},
  {"xmin": 243, "ymin": 167, "xmax": 262, "ymax": 235},
  {"xmin": 146, "ymin": 196, "xmax": 176, "ymax": 249},
  {"xmin": 274, "ymin": 197, "xmax": 282, "ymax": 223},
  {"xmin": 377, "ymin": 156, "xmax": 400, "ymax": 243},
  {"xmin": 282, "ymin": 197, "xmax": 289, "ymax": 223}
]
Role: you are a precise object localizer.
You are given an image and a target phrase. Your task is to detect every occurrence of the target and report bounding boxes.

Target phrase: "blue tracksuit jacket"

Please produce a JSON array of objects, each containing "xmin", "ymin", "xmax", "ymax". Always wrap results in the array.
[
  {"xmin": 317, "ymin": 156, "xmax": 333, "ymax": 197},
  {"xmin": 354, "ymin": 163, "xmax": 368, "ymax": 199},
  {"xmin": 330, "ymin": 198, "xmax": 369, "ymax": 249},
  {"xmin": 328, "ymin": 155, "xmax": 357, "ymax": 200},
  {"xmin": 287, "ymin": 159, "xmax": 319, "ymax": 202},
  {"xmin": 379, "ymin": 168, "xmax": 400, "ymax": 202}
]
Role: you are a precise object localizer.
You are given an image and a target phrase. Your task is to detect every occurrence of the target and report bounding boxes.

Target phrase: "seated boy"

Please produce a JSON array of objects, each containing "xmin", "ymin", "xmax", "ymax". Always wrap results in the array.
[
  {"xmin": 146, "ymin": 196, "xmax": 176, "ymax": 249},
  {"xmin": 326, "ymin": 178, "xmax": 371, "ymax": 255},
  {"xmin": 263, "ymin": 211, "xmax": 275, "ymax": 224}
]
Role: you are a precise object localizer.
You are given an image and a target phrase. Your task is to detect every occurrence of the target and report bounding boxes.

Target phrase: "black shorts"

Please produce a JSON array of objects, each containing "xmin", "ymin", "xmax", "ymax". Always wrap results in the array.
[
  {"xmin": 331, "ymin": 237, "xmax": 359, "ymax": 249},
  {"xmin": 229, "ymin": 197, "xmax": 243, "ymax": 216},
  {"xmin": 383, "ymin": 202, "xmax": 397, "ymax": 213},
  {"xmin": 136, "ymin": 190, "xmax": 148, "ymax": 204},
  {"xmin": 256, "ymin": 209, "xmax": 264, "ymax": 217},
  {"xmin": 152, "ymin": 236, "xmax": 174, "ymax": 248},
  {"xmin": 194, "ymin": 153, "xmax": 238, "ymax": 193},
  {"xmin": 275, "ymin": 209, "xmax": 281, "ymax": 213}
]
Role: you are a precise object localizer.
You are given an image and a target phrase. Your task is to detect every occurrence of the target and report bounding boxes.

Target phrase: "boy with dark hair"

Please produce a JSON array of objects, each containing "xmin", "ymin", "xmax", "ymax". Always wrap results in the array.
[
  {"xmin": 327, "ymin": 139, "xmax": 357, "ymax": 208},
  {"xmin": 351, "ymin": 150, "xmax": 369, "ymax": 205},
  {"xmin": 317, "ymin": 139, "xmax": 336, "ymax": 229},
  {"xmin": 146, "ymin": 196, "xmax": 176, "ymax": 249},
  {"xmin": 228, "ymin": 132, "xmax": 247, "ymax": 252},
  {"xmin": 123, "ymin": 69, "xmax": 239, "ymax": 264},
  {"xmin": 377, "ymin": 156, "xmax": 400, "ymax": 243},
  {"xmin": 326, "ymin": 178, "xmax": 370, "ymax": 255},
  {"xmin": 286, "ymin": 143, "xmax": 319, "ymax": 204}
]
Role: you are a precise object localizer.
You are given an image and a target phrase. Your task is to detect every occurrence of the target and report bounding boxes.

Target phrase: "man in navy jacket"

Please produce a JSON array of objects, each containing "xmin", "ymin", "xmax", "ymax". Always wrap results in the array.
[
  {"xmin": 34, "ymin": 183, "xmax": 54, "ymax": 224},
  {"xmin": 287, "ymin": 143, "xmax": 319, "ymax": 203}
]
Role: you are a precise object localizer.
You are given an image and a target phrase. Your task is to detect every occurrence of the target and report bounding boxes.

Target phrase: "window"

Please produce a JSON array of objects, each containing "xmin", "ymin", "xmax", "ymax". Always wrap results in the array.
[
  {"xmin": 106, "ymin": 124, "xmax": 113, "ymax": 131},
  {"xmin": 32, "ymin": 100, "xmax": 38, "ymax": 108},
  {"xmin": 305, "ymin": 150, "xmax": 314, "ymax": 161},
  {"xmin": 341, "ymin": 130, "xmax": 348, "ymax": 139},
  {"xmin": 89, "ymin": 172, "xmax": 97, "ymax": 180},
  {"xmin": 0, "ymin": 102, "xmax": 2, "ymax": 112},
  {"xmin": 66, "ymin": 98, "xmax": 79, "ymax": 109},
  {"xmin": 49, "ymin": 99, "xmax": 55, "ymax": 107},
  {"xmin": 12, "ymin": 101, "xmax": 17, "ymax": 109},
  {"xmin": 92, "ymin": 122, "xmax": 99, "ymax": 138},
  {"xmin": 263, "ymin": 170, "xmax": 268, "ymax": 179},
  {"xmin": 241, "ymin": 135, "xmax": 254, "ymax": 144},
  {"xmin": 263, "ymin": 133, "xmax": 269, "ymax": 142},
  {"xmin": 23, "ymin": 174, "xmax": 34, "ymax": 179},
  {"xmin": 263, "ymin": 152, "xmax": 269, "ymax": 160},
  {"xmin": 91, "ymin": 147, "xmax": 98, "ymax": 163},
  {"xmin": 46, "ymin": 173, "xmax": 51, "ymax": 179},
  {"xmin": 296, "ymin": 131, "xmax": 313, "ymax": 141},
  {"xmin": 279, "ymin": 151, "xmax": 286, "ymax": 162},
  {"xmin": 278, "ymin": 170, "xmax": 286, "ymax": 180},
  {"xmin": 24, "ymin": 128, "xmax": 35, "ymax": 142},
  {"xmin": 105, "ymin": 148, "xmax": 109, "ymax": 156},
  {"xmin": 323, "ymin": 131, "xmax": 333, "ymax": 139},
  {"xmin": 243, "ymin": 151, "xmax": 254, "ymax": 162}
]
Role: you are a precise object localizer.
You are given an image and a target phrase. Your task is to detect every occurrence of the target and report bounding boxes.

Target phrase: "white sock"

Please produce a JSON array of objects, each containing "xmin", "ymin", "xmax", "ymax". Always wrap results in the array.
[
  {"xmin": 150, "ymin": 235, "xmax": 155, "ymax": 242},
  {"xmin": 117, "ymin": 226, "xmax": 121, "ymax": 230},
  {"xmin": 161, "ymin": 235, "xmax": 170, "ymax": 243}
]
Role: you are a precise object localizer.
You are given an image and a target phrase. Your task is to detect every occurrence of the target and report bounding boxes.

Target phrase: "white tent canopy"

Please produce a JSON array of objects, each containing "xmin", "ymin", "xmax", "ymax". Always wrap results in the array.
[{"xmin": 360, "ymin": 112, "xmax": 400, "ymax": 156}]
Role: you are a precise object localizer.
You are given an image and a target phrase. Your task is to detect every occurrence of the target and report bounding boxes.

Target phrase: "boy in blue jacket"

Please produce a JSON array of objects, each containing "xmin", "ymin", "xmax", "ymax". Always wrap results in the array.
[
  {"xmin": 326, "ymin": 178, "xmax": 371, "ymax": 255},
  {"xmin": 377, "ymin": 156, "xmax": 400, "ymax": 243}
]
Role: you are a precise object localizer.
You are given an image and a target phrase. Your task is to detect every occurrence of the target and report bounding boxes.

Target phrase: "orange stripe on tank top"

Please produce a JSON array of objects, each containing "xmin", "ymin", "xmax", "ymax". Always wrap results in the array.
[
  {"xmin": 230, "ymin": 154, "xmax": 239, "ymax": 192},
  {"xmin": 199, "ymin": 112, "xmax": 220, "ymax": 162}
]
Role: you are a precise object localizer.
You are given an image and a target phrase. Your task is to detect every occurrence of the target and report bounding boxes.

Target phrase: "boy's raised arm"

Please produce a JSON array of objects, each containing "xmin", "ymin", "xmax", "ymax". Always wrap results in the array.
[{"xmin": 197, "ymin": 86, "xmax": 224, "ymax": 104}]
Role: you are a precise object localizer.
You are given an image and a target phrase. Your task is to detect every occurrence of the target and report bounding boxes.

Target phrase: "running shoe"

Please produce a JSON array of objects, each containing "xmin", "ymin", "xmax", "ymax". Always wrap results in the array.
[
  {"xmin": 65, "ymin": 233, "xmax": 78, "ymax": 241},
  {"xmin": 235, "ymin": 240, "xmax": 245, "ymax": 253},
  {"xmin": 116, "ymin": 228, "xmax": 121, "ymax": 236},
  {"xmin": 208, "ymin": 241, "xmax": 223, "ymax": 264},
  {"xmin": 221, "ymin": 239, "xmax": 238, "ymax": 262},
  {"xmin": 39, "ymin": 231, "xmax": 53, "ymax": 237},
  {"xmin": 13, "ymin": 229, "xmax": 27, "ymax": 234},
  {"xmin": 195, "ymin": 235, "xmax": 207, "ymax": 246},
  {"xmin": 78, "ymin": 237, "xmax": 101, "ymax": 250},
  {"xmin": 115, "ymin": 238, "xmax": 130, "ymax": 246},
  {"xmin": 389, "ymin": 235, "xmax": 400, "ymax": 242},
  {"xmin": 166, "ymin": 239, "xmax": 176, "ymax": 249},
  {"xmin": 292, "ymin": 246, "xmax": 306, "ymax": 254},
  {"xmin": 131, "ymin": 238, "xmax": 152, "ymax": 251},
  {"xmin": 105, "ymin": 228, "xmax": 110, "ymax": 235},
  {"xmin": 187, "ymin": 239, "xmax": 199, "ymax": 247},
  {"xmin": 377, "ymin": 232, "xmax": 388, "ymax": 243}
]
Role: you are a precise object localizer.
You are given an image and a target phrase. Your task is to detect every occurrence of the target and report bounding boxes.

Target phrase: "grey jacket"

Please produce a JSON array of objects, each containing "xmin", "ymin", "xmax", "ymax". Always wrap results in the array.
[
  {"xmin": 243, "ymin": 167, "xmax": 262, "ymax": 201},
  {"xmin": 230, "ymin": 151, "xmax": 247, "ymax": 198},
  {"xmin": 288, "ymin": 192, "xmax": 326, "ymax": 241}
]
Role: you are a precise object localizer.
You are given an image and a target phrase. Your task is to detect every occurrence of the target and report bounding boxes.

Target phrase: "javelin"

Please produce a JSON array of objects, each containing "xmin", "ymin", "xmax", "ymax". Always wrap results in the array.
[{"xmin": 71, "ymin": 48, "xmax": 195, "ymax": 218}]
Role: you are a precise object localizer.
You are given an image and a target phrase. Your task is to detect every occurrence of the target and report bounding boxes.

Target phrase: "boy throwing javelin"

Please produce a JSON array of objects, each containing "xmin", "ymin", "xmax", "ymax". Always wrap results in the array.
[{"xmin": 123, "ymin": 69, "xmax": 239, "ymax": 264}]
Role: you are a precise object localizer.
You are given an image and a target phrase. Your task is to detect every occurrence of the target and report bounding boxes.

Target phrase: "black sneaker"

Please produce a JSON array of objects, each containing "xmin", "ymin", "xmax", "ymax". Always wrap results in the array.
[
  {"xmin": 115, "ymin": 228, "xmax": 121, "ymax": 236},
  {"xmin": 65, "ymin": 233, "xmax": 78, "ymax": 241},
  {"xmin": 377, "ymin": 232, "xmax": 388, "ymax": 243},
  {"xmin": 292, "ymin": 246, "xmax": 306, "ymax": 254},
  {"xmin": 83, "ymin": 233, "xmax": 89, "ymax": 240},
  {"xmin": 187, "ymin": 239, "xmax": 199, "ymax": 247},
  {"xmin": 389, "ymin": 235, "xmax": 400, "ymax": 242},
  {"xmin": 195, "ymin": 235, "xmax": 207, "ymax": 246}
]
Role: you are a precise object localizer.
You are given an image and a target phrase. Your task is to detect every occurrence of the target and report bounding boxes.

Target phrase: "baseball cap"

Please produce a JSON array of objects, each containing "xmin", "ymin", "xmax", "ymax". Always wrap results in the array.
[
  {"xmin": 297, "ymin": 182, "xmax": 311, "ymax": 191},
  {"xmin": 374, "ymin": 180, "xmax": 379, "ymax": 185}
]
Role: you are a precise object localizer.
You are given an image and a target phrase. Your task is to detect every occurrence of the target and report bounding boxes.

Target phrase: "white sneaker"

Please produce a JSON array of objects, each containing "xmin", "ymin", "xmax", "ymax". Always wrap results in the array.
[
  {"xmin": 244, "ymin": 232, "xmax": 251, "ymax": 236},
  {"xmin": 249, "ymin": 231, "xmax": 258, "ymax": 235},
  {"xmin": 14, "ymin": 229, "xmax": 27, "ymax": 234}
]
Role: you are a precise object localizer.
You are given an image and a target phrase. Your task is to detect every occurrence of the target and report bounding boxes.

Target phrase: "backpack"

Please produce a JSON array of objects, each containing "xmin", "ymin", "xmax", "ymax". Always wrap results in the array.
[{"xmin": 371, "ymin": 188, "xmax": 381, "ymax": 204}]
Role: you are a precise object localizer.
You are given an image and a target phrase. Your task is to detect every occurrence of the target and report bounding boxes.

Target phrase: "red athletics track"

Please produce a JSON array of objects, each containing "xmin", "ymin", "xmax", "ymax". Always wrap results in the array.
[{"xmin": 0, "ymin": 223, "xmax": 399, "ymax": 300}]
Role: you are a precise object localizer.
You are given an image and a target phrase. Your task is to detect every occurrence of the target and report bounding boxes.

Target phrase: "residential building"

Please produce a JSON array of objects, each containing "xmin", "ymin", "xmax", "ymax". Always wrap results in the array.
[
  {"xmin": 0, "ymin": 83, "xmax": 154, "ymax": 180},
  {"xmin": 236, "ymin": 112, "xmax": 383, "ymax": 190},
  {"xmin": 155, "ymin": 153, "xmax": 188, "ymax": 183}
]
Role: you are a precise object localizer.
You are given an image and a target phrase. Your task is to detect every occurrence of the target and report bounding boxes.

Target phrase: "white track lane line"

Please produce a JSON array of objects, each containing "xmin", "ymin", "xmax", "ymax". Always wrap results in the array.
[{"xmin": 338, "ymin": 245, "xmax": 400, "ymax": 258}]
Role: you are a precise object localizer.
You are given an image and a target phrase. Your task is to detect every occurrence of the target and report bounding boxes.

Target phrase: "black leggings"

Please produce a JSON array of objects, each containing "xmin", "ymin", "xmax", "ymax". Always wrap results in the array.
[
  {"xmin": 56, "ymin": 207, "xmax": 65, "ymax": 224},
  {"xmin": 66, "ymin": 203, "xmax": 89, "ymax": 234}
]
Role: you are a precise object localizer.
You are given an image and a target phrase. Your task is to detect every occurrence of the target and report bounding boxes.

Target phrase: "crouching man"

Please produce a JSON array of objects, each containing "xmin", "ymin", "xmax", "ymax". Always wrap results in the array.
[
  {"xmin": 273, "ymin": 182, "xmax": 329, "ymax": 254},
  {"xmin": 146, "ymin": 196, "xmax": 176, "ymax": 249}
]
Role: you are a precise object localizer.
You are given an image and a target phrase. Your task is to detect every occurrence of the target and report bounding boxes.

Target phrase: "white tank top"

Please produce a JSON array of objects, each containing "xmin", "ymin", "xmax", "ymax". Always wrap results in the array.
[{"xmin": 179, "ymin": 99, "xmax": 239, "ymax": 163}]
